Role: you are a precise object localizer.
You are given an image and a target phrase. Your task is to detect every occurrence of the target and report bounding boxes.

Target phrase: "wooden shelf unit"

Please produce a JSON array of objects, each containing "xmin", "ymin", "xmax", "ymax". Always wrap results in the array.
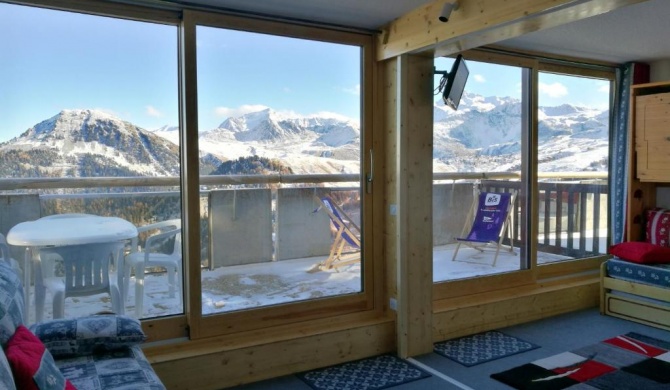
[
  {"xmin": 626, "ymin": 81, "xmax": 670, "ymax": 242},
  {"xmin": 605, "ymin": 81, "xmax": 670, "ymax": 331}
]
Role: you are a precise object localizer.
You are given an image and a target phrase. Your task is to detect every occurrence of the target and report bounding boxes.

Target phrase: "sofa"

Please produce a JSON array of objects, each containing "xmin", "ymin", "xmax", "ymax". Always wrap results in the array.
[{"xmin": 0, "ymin": 261, "xmax": 166, "ymax": 390}]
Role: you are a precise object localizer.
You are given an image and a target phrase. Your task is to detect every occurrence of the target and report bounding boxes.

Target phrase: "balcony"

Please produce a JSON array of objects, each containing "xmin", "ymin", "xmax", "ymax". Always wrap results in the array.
[{"xmin": 0, "ymin": 172, "xmax": 607, "ymax": 323}]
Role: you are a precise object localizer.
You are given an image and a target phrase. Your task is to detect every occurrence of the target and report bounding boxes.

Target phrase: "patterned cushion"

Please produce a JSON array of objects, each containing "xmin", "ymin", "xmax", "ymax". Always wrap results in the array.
[
  {"xmin": 0, "ymin": 262, "xmax": 24, "ymax": 346},
  {"xmin": 609, "ymin": 241, "xmax": 670, "ymax": 264},
  {"xmin": 56, "ymin": 345, "xmax": 166, "ymax": 390},
  {"xmin": 0, "ymin": 346, "xmax": 17, "ymax": 390},
  {"xmin": 5, "ymin": 325, "xmax": 75, "ymax": 390},
  {"xmin": 646, "ymin": 208, "xmax": 670, "ymax": 246},
  {"xmin": 30, "ymin": 314, "xmax": 146, "ymax": 358}
]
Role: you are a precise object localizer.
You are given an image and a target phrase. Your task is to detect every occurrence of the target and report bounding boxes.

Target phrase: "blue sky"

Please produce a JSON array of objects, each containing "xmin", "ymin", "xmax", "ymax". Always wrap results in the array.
[
  {"xmin": 0, "ymin": 3, "xmax": 361, "ymax": 142},
  {"xmin": 195, "ymin": 26, "xmax": 361, "ymax": 129},
  {"xmin": 0, "ymin": 3, "xmax": 609, "ymax": 143},
  {"xmin": 0, "ymin": 3, "xmax": 179, "ymax": 142}
]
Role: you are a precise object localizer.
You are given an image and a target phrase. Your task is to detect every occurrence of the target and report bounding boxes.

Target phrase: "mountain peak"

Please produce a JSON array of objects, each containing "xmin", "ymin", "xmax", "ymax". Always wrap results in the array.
[
  {"xmin": 54, "ymin": 109, "xmax": 122, "ymax": 124},
  {"xmin": 153, "ymin": 125, "xmax": 179, "ymax": 133},
  {"xmin": 242, "ymin": 107, "xmax": 282, "ymax": 124},
  {"xmin": 540, "ymin": 103, "xmax": 588, "ymax": 117},
  {"xmin": 20, "ymin": 109, "xmax": 133, "ymax": 142},
  {"xmin": 2, "ymin": 108, "xmax": 184, "ymax": 178},
  {"xmin": 218, "ymin": 108, "xmax": 288, "ymax": 130}
]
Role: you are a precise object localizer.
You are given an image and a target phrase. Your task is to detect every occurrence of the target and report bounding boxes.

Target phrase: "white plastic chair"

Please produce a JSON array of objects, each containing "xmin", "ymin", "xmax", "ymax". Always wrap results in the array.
[
  {"xmin": 33, "ymin": 214, "xmax": 113, "ymax": 320},
  {"xmin": 39, "ymin": 242, "xmax": 123, "ymax": 318},
  {"xmin": 124, "ymin": 219, "xmax": 181, "ymax": 318}
]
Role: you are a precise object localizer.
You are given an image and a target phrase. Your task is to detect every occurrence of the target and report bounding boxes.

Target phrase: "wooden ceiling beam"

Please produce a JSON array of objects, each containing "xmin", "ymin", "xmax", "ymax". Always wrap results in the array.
[{"xmin": 377, "ymin": 0, "xmax": 650, "ymax": 61}]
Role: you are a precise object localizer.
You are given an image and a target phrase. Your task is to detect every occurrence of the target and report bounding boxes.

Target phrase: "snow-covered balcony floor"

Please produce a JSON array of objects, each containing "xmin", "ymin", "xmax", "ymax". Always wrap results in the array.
[{"xmin": 24, "ymin": 244, "xmax": 574, "ymax": 324}]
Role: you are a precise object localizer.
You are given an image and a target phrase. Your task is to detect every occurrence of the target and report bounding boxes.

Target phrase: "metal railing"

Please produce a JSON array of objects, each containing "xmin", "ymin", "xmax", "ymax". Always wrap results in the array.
[
  {"xmin": 0, "ymin": 172, "xmax": 609, "ymax": 262},
  {"xmin": 480, "ymin": 175, "xmax": 608, "ymax": 257}
]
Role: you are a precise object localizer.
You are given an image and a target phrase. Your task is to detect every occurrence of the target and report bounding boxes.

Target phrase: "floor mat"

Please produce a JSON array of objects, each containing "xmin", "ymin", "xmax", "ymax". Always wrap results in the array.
[
  {"xmin": 491, "ymin": 332, "xmax": 670, "ymax": 389},
  {"xmin": 434, "ymin": 330, "xmax": 539, "ymax": 367},
  {"xmin": 296, "ymin": 354, "xmax": 431, "ymax": 390}
]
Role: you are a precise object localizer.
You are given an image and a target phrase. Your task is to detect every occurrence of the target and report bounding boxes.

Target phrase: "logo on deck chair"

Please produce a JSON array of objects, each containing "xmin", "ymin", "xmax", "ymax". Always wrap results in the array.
[{"xmin": 484, "ymin": 194, "xmax": 501, "ymax": 206}]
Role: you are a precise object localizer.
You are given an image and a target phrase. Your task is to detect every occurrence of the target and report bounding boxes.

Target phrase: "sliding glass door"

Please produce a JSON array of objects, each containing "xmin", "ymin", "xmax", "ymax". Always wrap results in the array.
[
  {"xmin": 182, "ymin": 10, "xmax": 373, "ymax": 338},
  {"xmin": 0, "ymin": 2, "xmax": 182, "ymax": 323},
  {"xmin": 433, "ymin": 55, "xmax": 532, "ymax": 283}
]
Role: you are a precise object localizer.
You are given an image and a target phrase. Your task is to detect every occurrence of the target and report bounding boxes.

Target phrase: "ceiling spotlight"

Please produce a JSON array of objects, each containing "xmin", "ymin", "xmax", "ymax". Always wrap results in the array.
[{"xmin": 438, "ymin": 1, "xmax": 459, "ymax": 23}]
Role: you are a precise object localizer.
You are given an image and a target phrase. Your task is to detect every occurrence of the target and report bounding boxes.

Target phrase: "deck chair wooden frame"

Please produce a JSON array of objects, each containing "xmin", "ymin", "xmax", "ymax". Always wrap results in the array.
[
  {"xmin": 309, "ymin": 195, "xmax": 361, "ymax": 272},
  {"xmin": 452, "ymin": 190, "xmax": 516, "ymax": 266}
]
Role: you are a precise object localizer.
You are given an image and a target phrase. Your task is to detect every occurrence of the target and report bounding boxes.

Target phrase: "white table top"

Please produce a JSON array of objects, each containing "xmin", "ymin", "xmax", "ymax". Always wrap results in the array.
[{"xmin": 7, "ymin": 214, "xmax": 138, "ymax": 247}]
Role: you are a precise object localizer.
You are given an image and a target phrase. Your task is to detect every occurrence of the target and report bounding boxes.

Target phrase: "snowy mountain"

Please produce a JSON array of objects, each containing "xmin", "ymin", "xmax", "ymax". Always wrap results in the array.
[
  {"xmin": 0, "ymin": 93, "xmax": 609, "ymax": 180},
  {"xmin": 0, "ymin": 109, "xmax": 219, "ymax": 178},
  {"xmin": 197, "ymin": 108, "xmax": 361, "ymax": 174},
  {"xmin": 432, "ymin": 92, "xmax": 609, "ymax": 173},
  {"xmin": 151, "ymin": 125, "xmax": 179, "ymax": 145}
]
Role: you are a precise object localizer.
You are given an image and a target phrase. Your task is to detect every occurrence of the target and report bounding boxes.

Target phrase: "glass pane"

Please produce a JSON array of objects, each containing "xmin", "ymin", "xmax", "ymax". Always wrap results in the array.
[
  {"xmin": 0, "ymin": 3, "xmax": 181, "ymax": 322},
  {"xmin": 433, "ymin": 57, "xmax": 527, "ymax": 281},
  {"xmin": 537, "ymin": 72, "xmax": 610, "ymax": 263},
  {"xmin": 195, "ymin": 26, "xmax": 362, "ymax": 314}
]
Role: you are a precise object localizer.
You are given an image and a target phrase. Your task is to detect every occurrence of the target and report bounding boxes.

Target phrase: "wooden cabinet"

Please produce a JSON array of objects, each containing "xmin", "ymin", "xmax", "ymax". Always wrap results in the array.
[
  {"xmin": 626, "ymin": 81, "xmax": 670, "ymax": 241},
  {"xmin": 635, "ymin": 91, "xmax": 670, "ymax": 182}
]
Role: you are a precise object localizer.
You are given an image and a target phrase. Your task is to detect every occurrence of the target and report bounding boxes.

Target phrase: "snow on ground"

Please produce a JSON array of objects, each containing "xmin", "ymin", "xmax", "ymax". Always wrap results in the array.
[
  {"xmin": 25, "ymin": 244, "xmax": 576, "ymax": 325},
  {"xmin": 199, "ymin": 256, "xmax": 361, "ymax": 315}
]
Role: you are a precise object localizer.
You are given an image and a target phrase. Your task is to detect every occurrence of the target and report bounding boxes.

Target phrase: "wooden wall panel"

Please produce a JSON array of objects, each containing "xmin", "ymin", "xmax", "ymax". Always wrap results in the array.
[
  {"xmin": 395, "ymin": 54, "xmax": 434, "ymax": 357},
  {"xmin": 433, "ymin": 279, "xmax": 599, "ymax": 341},
  {"xmin": 150, "ymin": 320, "xmax": 396, "ymax": 390},
  {"xmin": 146, "ymin": 281, "xmax": 599, "ymax": 389}
]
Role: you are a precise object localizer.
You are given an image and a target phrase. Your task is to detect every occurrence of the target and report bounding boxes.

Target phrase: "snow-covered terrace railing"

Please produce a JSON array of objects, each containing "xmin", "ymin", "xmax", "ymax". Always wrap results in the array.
[
  {"xmin": 0, "ymin": 174, "xmax": 361, "ymax": 191},
  {"xmin": 433, "ymin": 171, "xmax": 608, "ymax": 181},
  {"xmin": 479, "ymin": 176, "xmax": 609, "ymax": 258},
  {"xmin": 431, "ymin": 172, "xmax": 608, "ymax": 255},
  {"xmin": 537, "ymin": 180, "xmax": 609, "ymax": 256},
  {"xmin": 0, "ymin": 172, "xmax": 608, "ymax": 261},
  {"xmin": 0, "ymin": 171, "xmax": 606, "ymax": 191}
]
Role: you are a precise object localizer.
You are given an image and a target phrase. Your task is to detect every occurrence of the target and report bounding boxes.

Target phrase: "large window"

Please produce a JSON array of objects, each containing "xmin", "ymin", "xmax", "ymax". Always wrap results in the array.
[
  {"xmin": 194, "ymin": 26, "xmax": 364, "ymax": 315},
  {"xmin": 0, "ymin": 2, "xmax": 373, "ymax": 341},
  {"xmin": 432, "ymin": 56, "xmax": 529, "ymax": 281},
  {"xmin": 536, "ymin": 71, "xmax": 610, "ymax": 264},
  {"xmin": 432, "ymin": 52, "xmax": 613, "ymax": 287},
  {"xmin": 0, "ymin": 3, "xmax": 181, "ymax": 322}
]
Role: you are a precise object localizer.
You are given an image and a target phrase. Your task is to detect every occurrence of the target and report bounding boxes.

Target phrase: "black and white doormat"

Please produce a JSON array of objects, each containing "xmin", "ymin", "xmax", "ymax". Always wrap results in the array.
[
  {"xmin": 296, "ymin": 354, "xmax": 431, "ymax": 390},
  {"xmin": 434, "ymin": 330, "xmax": 539, "ymax": 367}
]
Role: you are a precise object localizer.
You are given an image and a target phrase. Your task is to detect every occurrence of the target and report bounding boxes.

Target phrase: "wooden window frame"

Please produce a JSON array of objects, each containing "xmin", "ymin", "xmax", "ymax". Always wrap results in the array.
[
  {"xmin": 181, "ymin": 10, "xmax": 377, "ymax": 340},
  {"xmin": 3, "ymin": 0, "xmax": 379, "ymax": 342},
  {"xmin": 433, "ymin": 49, "xmax": 615, "ymax": 300}
]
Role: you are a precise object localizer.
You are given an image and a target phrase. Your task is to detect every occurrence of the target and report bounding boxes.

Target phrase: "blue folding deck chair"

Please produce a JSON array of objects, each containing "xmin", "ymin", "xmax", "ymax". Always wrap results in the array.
[
  {"xmin": 309, "ymin": 195, "xmax": 361, "ymax": 272},
  {"xmin": 452, "ymin": 191, "xmax": 516, "ymax": 266}
]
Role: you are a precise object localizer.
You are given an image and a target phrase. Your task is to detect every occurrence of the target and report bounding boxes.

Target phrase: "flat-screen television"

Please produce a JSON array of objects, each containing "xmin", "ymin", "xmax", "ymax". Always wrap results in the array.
[{"xmin": 442, "ymin": 54, "xmax": 469, "ymax": 111}]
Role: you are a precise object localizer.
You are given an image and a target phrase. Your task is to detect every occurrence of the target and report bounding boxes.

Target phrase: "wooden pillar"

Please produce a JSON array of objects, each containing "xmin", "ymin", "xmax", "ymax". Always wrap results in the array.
[{"xmin": 395, "ymin": 54, "xmax": 434, "ymax": 357}]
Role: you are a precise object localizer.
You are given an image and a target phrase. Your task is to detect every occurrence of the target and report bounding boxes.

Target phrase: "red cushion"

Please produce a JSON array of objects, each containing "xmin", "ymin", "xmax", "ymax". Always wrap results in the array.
[
  {"xmin": 5, "ymin": 326, "xmax": 76, "ymax": 390},
  {"xmin": 646, "ymin": 208, "xmax": 670, "ymax": 246},
  {"xmin": 609, "ymin": 241, "xmax": 670, "ymax": 264}
]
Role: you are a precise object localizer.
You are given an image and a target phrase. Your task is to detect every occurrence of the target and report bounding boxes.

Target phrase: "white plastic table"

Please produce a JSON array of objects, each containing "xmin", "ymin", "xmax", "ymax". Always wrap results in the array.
[{"xmin": 6, "ymin": 214, "xmax": 138, "ymax": 321}]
